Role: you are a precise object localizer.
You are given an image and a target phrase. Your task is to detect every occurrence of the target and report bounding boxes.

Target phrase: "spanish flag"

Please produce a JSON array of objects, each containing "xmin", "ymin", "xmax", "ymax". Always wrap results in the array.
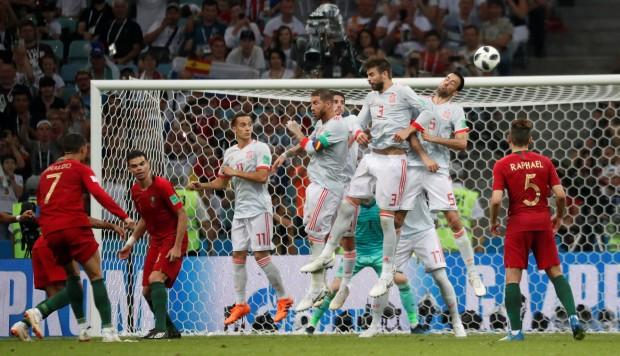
[{"xmin": 185, "ymin": 58, "xmax": 212, "ymax": 77}]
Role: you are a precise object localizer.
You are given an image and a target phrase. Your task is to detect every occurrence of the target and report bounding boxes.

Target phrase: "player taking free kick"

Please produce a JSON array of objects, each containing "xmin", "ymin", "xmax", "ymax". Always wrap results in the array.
[
  {"xmin": 189, "ymin": 112, "xmax": 292, "ymax": 326},
  {"xmin": 33, "ymin": 133, "xmax": 133, "ymax": 342},
  {"xmin": 119, "ymin": 150, "xmax": 188, "ymax": 339},
  {"xmin": 490, "ymin": 119, "xmax": 585, "ymax": 341}
]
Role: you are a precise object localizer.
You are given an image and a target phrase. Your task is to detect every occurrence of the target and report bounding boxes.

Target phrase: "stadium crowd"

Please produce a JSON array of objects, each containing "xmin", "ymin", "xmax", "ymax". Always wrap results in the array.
[{"xmin": 0, "ymin": 0, "xmax": 617, "ymax": 259}]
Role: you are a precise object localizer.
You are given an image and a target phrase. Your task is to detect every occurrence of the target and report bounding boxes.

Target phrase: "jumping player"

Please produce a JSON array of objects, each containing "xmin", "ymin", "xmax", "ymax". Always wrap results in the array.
[
  {"xmin": 301, "ymin": 57, "xmax": 430, "ymax": 298},
  {"xmin": 119, "ymin": 150, "xmax": 188, "ymax": 339},
  {"xmin": 395, "ymin": 72, "xmax": 486, "ymax": 297},
  {"xmin": 273, "ymin": 89, "xmax": 349, "ymax": 311},
  {"xmin": 30, "ymin": 133, "xmax": 133, "ymax": 342},
  {"xmin": 490, "ymin": 118, "xmax": 585, "ymax": 341},
  {"xmin": 189, "ymin": 112, "xmax": 292, "ymax": 326}
]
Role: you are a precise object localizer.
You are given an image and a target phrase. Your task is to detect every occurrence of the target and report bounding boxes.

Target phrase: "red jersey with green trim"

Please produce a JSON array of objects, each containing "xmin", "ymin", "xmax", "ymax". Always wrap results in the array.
[
  {"xmin": 131, "ymin": 176, "xmax": 184, "ymax": 242},
  {"xmin": 492, "ymin": 151, "xmax": 561, "ymax": 232}
]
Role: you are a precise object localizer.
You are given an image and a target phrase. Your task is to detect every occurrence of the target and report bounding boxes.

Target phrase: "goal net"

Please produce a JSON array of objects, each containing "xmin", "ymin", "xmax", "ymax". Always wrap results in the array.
[{"xmin": 91, "ymin": 77, "xmax": 620, "ymax": 335}]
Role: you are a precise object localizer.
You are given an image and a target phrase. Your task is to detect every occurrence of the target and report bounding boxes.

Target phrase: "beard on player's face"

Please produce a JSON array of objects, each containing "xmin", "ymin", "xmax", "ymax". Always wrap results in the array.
[{"xmin": 370, "ymin": 79, "xmax": 384, "ymax": 92}]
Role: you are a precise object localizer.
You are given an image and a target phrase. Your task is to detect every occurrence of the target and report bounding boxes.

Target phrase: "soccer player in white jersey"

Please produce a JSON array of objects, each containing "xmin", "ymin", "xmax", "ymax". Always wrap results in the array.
[
  {"xmin": 301, "ymin": 57, "xmax": 430, "ymax": 298},
  {"xmin": 392, "ymin": 193, "xmax": 467, "ymax": 338},
  {"xmin": 395, "ymin": 72, "xmax": 487, "ymax": 297},
  {"xmin": 273, "ymin": 89, "xmax": 350, "ymax": 311},
  {"xmin": 328, "ymin": 90, "xmax": 361, "ymax": 308},
  {"xmin": 189, "ymin": 112, "xmax": 293, "ymax": 325}
]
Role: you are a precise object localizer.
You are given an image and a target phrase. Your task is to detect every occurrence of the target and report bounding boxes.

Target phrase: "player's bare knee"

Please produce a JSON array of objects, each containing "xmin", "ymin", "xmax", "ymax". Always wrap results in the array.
[
  {"xmin": 545, "ymin": 265, "xmax": 563, "ymax": 278},
  {"xmin": 148, "ymin": 271, "xmax": 167, "ymax": 285},
  {"xmin": 232, "ymin": 251, "xmax": 248, "ymax": 261},
  {"xmin": 393, "ymin": 272, "xmax": 407, "ymax": 285},
  {"xmin": 341, "ymin": 236, "xmax": 355, "ymax": 250},
  {"xmin": 253, "ymin": 250, "xmax": 270, "ymax": 261}
]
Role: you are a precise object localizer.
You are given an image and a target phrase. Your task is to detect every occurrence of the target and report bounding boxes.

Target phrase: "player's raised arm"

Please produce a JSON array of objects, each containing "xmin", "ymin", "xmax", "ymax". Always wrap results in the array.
[{"xmin": 81, "ymin": 165, "xmax": 130, "ymax": 222}]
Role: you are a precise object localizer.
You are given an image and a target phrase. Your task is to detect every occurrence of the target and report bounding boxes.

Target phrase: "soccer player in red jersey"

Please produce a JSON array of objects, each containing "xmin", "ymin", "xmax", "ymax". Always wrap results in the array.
[
  {"xmin": 119, "ymin": 150, "xmax": 188, "ymax": 339},
  {"xmin": 490, "ymin": 119, "xmax": 585, "ymax": 342},
  {"xmin": 31, "ymin": 133, "xmax": 133, "ymax": 342},
  {"xmin": 12, "ymin": 218, "xmax": 125, "ymax": 341}
]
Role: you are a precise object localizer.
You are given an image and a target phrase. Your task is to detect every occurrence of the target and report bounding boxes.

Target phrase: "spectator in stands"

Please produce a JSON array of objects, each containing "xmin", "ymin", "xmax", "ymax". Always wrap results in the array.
[
  {"xmin": 143, "ymin": 2, "xmax": 185, "ymax": 64},
  {"xmin": 65, "ymin": 94, "xmax": 89, "ymax": 137},
  {"xmin": 76, "ymin": 0, "xmax": 113, "ymax": 41},
  {"xmin": 272, "ymin": 25, "xmax": 298, "ymax": 70},
  {"xmin": 0, "ymin": 1, "xmax": 17, "ymax": 62},
  {"xmin": 528, "ymin": 0, "xmax": 547, "ymax": 57},
  {"xmin": 226, "ymin": 29, "xmax": 266, "ymax": 73},
  {"xmin": 404, "ymin": 51, "xmax": 421, "ymax": 77},
  {"xmin": 506, "ymin": 0, "xmax": 528, "ymax": 52},
  {"xmin": 31, "ymin": 76, "xmax": 65, "ymax": 124},
  {"xmin": 225, "ymin": 3, "xmax": 262, "ymax": 49},
  {"xmin": 49, "ymin": 109, "xmax": 68, "ymax": 143},
  {"xmin": 7, "ymin": 87, "xmax": 33, "ymax": 136},
  {"xmin": 38, "ymin": 2, "xmax": 62, "ymax": 40},
  {"xmin": 18, "ymin": 119, "xmax": 61, "ymax": 175},
  {"xmin": 206, "ymin": 35, "xmax": 228, "ymax": 62},
  {"xmin": 262, "ymin": 0, "xmax": 305, "ymax": 49},
  {"xmin": 187, "ymin": 0, "xmax": 227, "ymax": 57},
  {"xmin": 480, "ymin": 0, "xmax": 513, "ymax": 75},
  {"xmin": 137, "ymin": 51, "xmax": 162, "ymax": 79},
  {"xmin": 437, "ymin": 0, "xmax": 486, "ymax": 22},
  {"xmin": 87, "ymin": 42, "xmax": 120, "ymax": 80},
  {"xmin": 355, "ymin": 28, "xmax": 386, "ymax": 60},
  {"xmin": 74, "ymin": 70, "xmax": 91, "ymax": 113},
  {"xmin": 16, "ymin": 19, "xmax": 55, "ymax": 80},
  {"xmin": 417, "ymin": 30, "xmax": 450, "ymax": 76},
  {"xmin": 450, "ymin": 24, "xmax": 484, "ymax": 76},
  {"xmin": 442, "ymin": 0, "xmax": 480, "ymax": 51},
  {"xmin": 34, "ymin": 55, "xmax": 64, "ymax": 97},
  {"xmin": 0, "ymin": 154, "xmax": 23, "ymax": 239},
  {"xmin": 136, "ymin": 0, "xmax": 166, "ymax": 34},
  {"xmin": 0, "ymin": 131, "xmax": 26, "ymax": 171},
  {"xmin": 104, "ymin": 0, "xmax": 143, "ymax": 65},
  {"xmin": 57, "ymin": 0, "xmax": 87, "ymax": 19},
  {"xmin": 346, "ymin": 0, "xmax": 379, "ymax": 42},
  {"xmin": 0, "ymin": 63, "xmax": 28, "ymax": 130},
  {"xmin": 383, "ymin": 1, "xmax": 433, "ymax": 58},
  {"xmin": 261, "ymin": 49, "xmax": 295, "ymax": 79}
]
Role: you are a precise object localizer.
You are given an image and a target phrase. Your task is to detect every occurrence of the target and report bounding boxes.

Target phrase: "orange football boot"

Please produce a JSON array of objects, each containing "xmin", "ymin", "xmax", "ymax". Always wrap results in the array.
[
  {"xmin": 274, "ymin": 297, "xmax": 294, "ymax": 322},
  {"xmin": 224, "ymin": 303, "xmax": 251, "ymax": 325}
]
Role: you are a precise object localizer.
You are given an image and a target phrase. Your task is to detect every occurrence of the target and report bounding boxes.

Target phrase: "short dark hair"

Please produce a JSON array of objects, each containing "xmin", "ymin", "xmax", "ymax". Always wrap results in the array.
[
  {"xmin": 424, "ymin": 30, "xmax": 441, "ymax": 40},
  {"xmin": 510, "ymin": 119, "xmax": 533, "ymax": 146},
  {"xmin": 231, "ymin": 112, "xmax": 253, "ymax": 127},
  {"xmin": 126, "ymin": 150, "xmax": 148, "ymax": 162},
  {"xmin": 331, "ymin": 90, "xmax": 345, "ymax": 101},
  {"xmin": 364, "ymin": 57, "xmax": 392, "ymax": 78},
  {"xmin": 463, "ymin": 24, "xmax": 479, "ymax": 34},
  {"xmin": 310, "ymin": 89, "xmax": 334, "ymax": 102},
  {"xmin": 450, "ymin": 71, "xmax": 465, "ymax": 91},
  {"xmin": 62, "ymin": 133, "xmax": 87, "ymax": 153},
  {"xmin": 1, "ymin": 155, "xmax": 16, "ymax": 165},
  {"xmin": 202, "ymin": 0, "xmax": 218, "ymax": 10},
  {"xmin": 267, "ymin": 48, "xmax": 286, "ymax": 64}
]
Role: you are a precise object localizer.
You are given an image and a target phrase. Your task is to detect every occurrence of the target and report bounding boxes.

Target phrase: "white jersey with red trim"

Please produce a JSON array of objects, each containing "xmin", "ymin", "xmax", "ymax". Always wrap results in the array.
[
  {"xmin": 408, "ymin": 99, "xmax": 468, "ymax": 174},
  {"xmin": 220, "ymin": 140, "xmax": 273, "ymax": 218},
  {"xmin": 307, "ymin": 116, "xmax": 349, "ymax": 193},
  {"xmin": 354, "ymin": 83, "xmax": 429, "ymax": 150},
  {"xmin": 343, "ymin": 114, "xmax": 360, "ymax": 182}
]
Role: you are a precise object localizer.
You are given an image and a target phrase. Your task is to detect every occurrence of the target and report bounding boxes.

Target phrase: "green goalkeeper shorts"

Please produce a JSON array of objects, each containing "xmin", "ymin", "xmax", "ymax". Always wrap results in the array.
[{"xmin": 335, "ymin": 254, "xmax": 383, "ymax": 278}]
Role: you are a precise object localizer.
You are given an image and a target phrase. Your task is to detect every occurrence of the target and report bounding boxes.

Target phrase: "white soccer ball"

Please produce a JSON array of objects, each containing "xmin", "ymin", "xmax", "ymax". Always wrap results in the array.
[{"xmin": 473, "ymin": 46, "xmax": 501, "ymax": 72}]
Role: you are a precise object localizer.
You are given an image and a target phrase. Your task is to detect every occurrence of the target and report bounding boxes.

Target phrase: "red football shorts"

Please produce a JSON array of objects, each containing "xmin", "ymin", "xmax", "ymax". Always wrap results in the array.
[
  {"xmin": 45, "ymin": 227, "xmax": 99, "ymax": 266},
  {"xmin": 142, "ymin": 238, "xmax": 187, "ymax": 288},
  {"xmin": 504, "ymin": 229, "xmax": 560, "ymax": 270},
  {"xmin": 32, "ymin": 237, "xmax": 67, "ymax": 290}
]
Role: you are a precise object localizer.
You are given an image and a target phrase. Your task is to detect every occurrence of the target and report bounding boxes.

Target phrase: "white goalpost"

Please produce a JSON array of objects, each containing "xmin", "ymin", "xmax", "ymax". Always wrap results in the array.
[{"xmin": 89, "ymin": 75, "xmax": 620, "ymax": 336}]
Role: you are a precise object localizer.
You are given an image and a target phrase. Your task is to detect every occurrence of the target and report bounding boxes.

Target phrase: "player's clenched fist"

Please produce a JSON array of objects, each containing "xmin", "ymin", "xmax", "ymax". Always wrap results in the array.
[{"xmin": 123, "ymin": 217, "xmax": 136, "ymax": 230}]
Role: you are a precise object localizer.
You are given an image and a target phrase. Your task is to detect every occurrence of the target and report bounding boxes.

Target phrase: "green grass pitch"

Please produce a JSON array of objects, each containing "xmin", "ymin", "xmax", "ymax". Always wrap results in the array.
[{"xmin": 1, "ymin": 334, "xmax": 619, "ymax": 356}]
